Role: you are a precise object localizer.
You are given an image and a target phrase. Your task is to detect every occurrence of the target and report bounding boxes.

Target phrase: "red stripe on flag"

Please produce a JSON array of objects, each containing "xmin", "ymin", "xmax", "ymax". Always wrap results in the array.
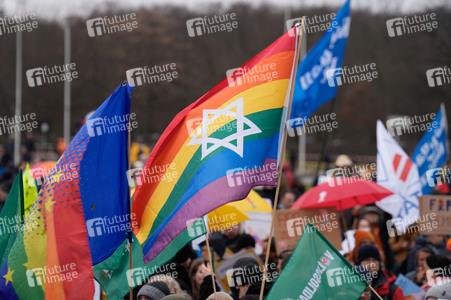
[
  {"xmin": 400, "ymin": 159, "xmax": 413, "ymax": 182},
  {"xmin": 392, "ymin": 154, "xmax": 401, "ymax": 172}
]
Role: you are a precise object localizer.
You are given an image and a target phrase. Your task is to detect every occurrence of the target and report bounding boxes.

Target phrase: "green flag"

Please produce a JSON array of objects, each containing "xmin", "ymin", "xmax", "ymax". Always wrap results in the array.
[
  {"xmin": 23, "ymin": 163, "xmax": 38, "ymax": 218},
  {"xmin": 94, "ymin": 217, "xmax": 207, "ymax": 300},
  {"xmin": 266, "ymin": 223, "xmax": 367, "ymax": 300},
  {"xmin": 0, "ymin": 170, "xmax": 24, "ymax": 267}
]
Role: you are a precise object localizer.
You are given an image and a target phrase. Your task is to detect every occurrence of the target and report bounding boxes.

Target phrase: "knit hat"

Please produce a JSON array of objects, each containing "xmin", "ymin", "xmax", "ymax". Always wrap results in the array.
[
  {"xmin": 206, "ymin": 292, "xmax": 234, "ymax": 300},
  {"xmin": 137, "ymin": 282, "xmax": 171, "ymax": 300},
  {"xmin": 357, "ymin": 245, "xmax": 381, "ymax": 265},
  {"xmin": 426, "ymin": 254, "xmax": 451, "ymax": 272},
  {"xmin": 354, "ymin": 230, "xmax": 375, "ymax": 248},
  {"xmin": 425, "ymin": 281, "xmax": 451, "ymax": 300},
  {"xmin": 231, "ymin": 257, "xmax": 262, "ymax": 286},
  {"xmin": 161, "ymin": 295, "xmax": 188, "ymax": 300}
]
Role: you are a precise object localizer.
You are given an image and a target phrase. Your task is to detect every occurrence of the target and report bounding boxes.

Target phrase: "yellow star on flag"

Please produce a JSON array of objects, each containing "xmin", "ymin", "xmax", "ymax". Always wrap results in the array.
[
  {"xmin": 45, "ymin": 198, "xmax": 55, "ymax": 213},
  {"xmin": 3, "ymin": 268, "xmax": 14, "ymax": 286}
]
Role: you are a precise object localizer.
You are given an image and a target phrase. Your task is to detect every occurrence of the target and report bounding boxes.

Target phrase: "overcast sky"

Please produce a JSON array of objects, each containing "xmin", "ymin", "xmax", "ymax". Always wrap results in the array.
[{"xmin": 2, "ymin": 0, "xmax": 450, "ymax": 20}]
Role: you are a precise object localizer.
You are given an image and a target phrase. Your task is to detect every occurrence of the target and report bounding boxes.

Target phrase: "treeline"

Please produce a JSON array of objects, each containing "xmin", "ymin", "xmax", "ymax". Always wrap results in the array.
[{"xmin": 0, "ymin": 3, "xmax": 450, "ymax": 157}]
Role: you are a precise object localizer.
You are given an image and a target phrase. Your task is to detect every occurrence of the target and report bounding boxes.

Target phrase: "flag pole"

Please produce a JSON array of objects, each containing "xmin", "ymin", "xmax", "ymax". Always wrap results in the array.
[
  {"xmin": 368, "ymin": 285, "xmax": 383, "ymax": 300},
  {"xmin": 204, "ymin": 218, "xmax": 218, "ymax": 300},
  {"xmin": 338, "ymin": 200, "xmax": 352, "ymax": 255},
  {"xmin": 124, "ymin": 81, "xmax": 133, "ymax": 300},
  {"xmin": 259, "ymin": 18, "xmax": 305, "ymax": 300}
]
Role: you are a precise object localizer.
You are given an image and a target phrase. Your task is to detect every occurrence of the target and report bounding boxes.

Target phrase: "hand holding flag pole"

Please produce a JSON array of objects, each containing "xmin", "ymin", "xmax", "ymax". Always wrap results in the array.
[{"xmin": 259, "ymin": 17, "xmax": 305, "ymax": 300}]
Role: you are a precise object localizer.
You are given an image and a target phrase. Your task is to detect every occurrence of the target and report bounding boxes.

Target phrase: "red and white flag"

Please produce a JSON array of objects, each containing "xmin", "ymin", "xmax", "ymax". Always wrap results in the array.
[{"xmin": 376, "ymin": 120, "xmax": 422, "ymax": 225}]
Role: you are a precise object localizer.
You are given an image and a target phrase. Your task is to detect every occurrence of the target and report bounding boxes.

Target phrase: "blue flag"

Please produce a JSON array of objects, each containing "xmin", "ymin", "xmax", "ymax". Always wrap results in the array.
[
  {"xmin": 412, "ymin": 104, "xmax": 448, "ymax": 195},
  {"xmin": 290, "ymin": 0, "xmax": 350, "ymax": 120}
]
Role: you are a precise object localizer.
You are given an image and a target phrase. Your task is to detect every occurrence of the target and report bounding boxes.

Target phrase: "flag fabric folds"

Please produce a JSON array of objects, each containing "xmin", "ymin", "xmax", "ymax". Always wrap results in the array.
[
  {"xmin": 289, "ymin": 0, "xmax": 350, "ymax": 120},
  {"xmin": 23, "ymin": 163, "xmax": 38, "ymax": 218},
  {"xmin": 412, "ymin": 104, "xmax": 449, "ymax": 195},
  {"xmin": 0, "ymin": 83, "xmax": 133, "ymax": 300},
  {"xmin": 266, "ymin": 223, "xmax": 367, "ymax": 299},
  {"xmin": 376, "ymin": 120, "xmax": 422, "ymax": 224},
  {"xmin": 132, "ymin": 28, "xmax": 298, "ymax": 263},
  {"xmin": 0, "ymin": 170, "xmax": 24, "ymax": 269}
]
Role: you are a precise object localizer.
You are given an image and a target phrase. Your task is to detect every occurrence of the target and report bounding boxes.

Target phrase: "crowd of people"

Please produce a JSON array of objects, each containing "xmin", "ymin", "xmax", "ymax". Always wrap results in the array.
[{"xmin": 1, "ymin": 142, "xmax": 451, "ymax": 300}]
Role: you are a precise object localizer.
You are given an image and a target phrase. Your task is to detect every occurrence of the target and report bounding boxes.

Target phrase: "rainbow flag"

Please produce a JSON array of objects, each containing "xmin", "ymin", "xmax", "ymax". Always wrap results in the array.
[
  {"xmin": 132, "ymin": 28, "xmax": 298, "ymax": 262},
  {"xmin": 0, "ymin": 83, "xmax": 133, "ymax": 299}
]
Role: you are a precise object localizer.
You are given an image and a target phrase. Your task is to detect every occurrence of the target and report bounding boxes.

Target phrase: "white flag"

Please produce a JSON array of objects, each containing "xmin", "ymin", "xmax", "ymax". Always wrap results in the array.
[{"xmin": 376, "ymin": 120, "xmax": 422, "ymax": 225}]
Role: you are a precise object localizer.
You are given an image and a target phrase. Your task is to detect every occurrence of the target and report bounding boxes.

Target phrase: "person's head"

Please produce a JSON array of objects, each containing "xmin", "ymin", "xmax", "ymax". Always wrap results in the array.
[
  {"xmin": 360, "ymin": 207, "xmax": 382, "ymax": 225},
  {"xmin": 356, "ymin": 218, "xmax": 371, "ymax": 231},
  {"xmin": 425, "ymin": 281, "xmax": 451, "ymax": 300},
  {"xmin": 280, "ymin": 191, "xmax": 295, "ymax": 208},
  {"xmin": 262, "ymin": 238, "xmax": 277, "ymax": 262},
  {"xmin": 277, "ymin": 249, "xmax": 293, "ymax": 274},
  {"xmin": 425, "ymin": 254, "xmax": 451, "ymax": 280},
  {"xmin": 234, "ymin": 234, "xmax": 256, "ymax": 253},
  {"xmin": 354, "ymin": 230, "xmax": 375, "ymax": 248},
  {"xmin": 427, "ymin": 234, "xmax": 445, "ymax": 246},
  {"xmin": 223, "ymin": 223, "xmax": 241, "ymax": 240},
  {"xmin": 150, "ymin": 275, "xmax": 182, "ymax": 295},
  {"xmin": 189, "ymin": 258, "xmax": 206, "ymax": 292},
  {"xmin": 174, "ymin": 244, "xmax": 194, "ymax": 269},
  {"xmin": 206, "ymin": 292, "xmax": 233, "ymax": 300},
  {"xmin": 137, "ymin": 281, "xmax": 171, "ymax": 300},
  {"xmin": 200, "ymin": 238, "xmax": 226, "ymax": 264},
  {"xmin": 415, "ymin": 247, "xmax": 434, "ymax": 269},
  {"xmin": 358, "ymin": 245, "xmax": 381, "ymax": 274}
]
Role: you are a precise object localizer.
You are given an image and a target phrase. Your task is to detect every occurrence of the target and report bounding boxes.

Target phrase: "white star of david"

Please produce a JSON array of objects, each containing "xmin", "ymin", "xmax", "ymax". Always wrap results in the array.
[{"xmin": 188, "ymin": 98, "xmax": 262, "ymax": 159}]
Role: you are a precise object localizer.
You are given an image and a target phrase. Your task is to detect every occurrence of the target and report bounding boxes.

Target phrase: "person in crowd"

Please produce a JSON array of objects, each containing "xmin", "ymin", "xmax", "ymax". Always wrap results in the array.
[
  {"xmin": 357, "ymin": 245, "xmax": 404, "ymax": 300},
  {"xmin": 405, "ymin": 246, "xmax": 434, "ymax": 286},
  {"xmin": 162, "ymin": 295, "xmax": 192, "ymax": 300},
  {"xmin": 276, "ymin": 249, "xmax": 293, "ymax": 275},
  {"xmin": 150, "ymin": 274, "xmax": 189, "ymax": 296},
  {"xmin": 215, "ymin": 223, "xmax": 243, "ymax": 250},
  {"xmin": 168, "ymin": 244, "xmax": 196, "ymax": 295},
  {"xmin": 424, "ymin": 281, "xmax": 451, "ymax": 300},
  {"xmin": 137, "ymin": 281, "xmax": 172, "ymax": 300},
  {"xmin": 190, "ymin": 259, "xmax": 215, "ymax": 300},
  {"xmin": 200, "ymin": 238, "xmax": 226, "ymax": 267},
  {"xmin": 197, "ymin": 260, "xmax": 222, "ymax": 300},
  {"xmin": 228, "ymin": 257, "xmax": 273, "ymax": 299},
  {"xmin": 277, "ymin": 191, "xmax": 295, "ymax": 209},
  {"xmin": 421, "ymin": 254, "xmax": 451, "ymax": 292},
  {"xmin": 359, "ymin": 206, "xmax": 395, "ymax": 270},
  {"xmin": 234, "ymin": 233, "xmax": 256, "ymax": 253},
  {"xmin": 205, "ymin": 292, "xmax": 233, "ymax": 300},
  {"xmin": 389, "ymin": 223, "xmax": 419, "ymax": 274},
  {"xmin": 352, "ymin": 230, "xmax": 382, "ymax": 265},
  {"xmin": 259, "ymin": 238, "xmax": 278, "ymax": 275},
  {"xmin": 406, "ymin": 234, "xmax": 449, "ymax": 273}
]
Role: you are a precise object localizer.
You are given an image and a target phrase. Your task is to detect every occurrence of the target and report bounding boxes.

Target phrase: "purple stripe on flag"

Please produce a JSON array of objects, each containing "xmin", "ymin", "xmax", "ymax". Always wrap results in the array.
[{"xmin": 143, "ymin": 158, "xmax": 278, "ymax": 262}]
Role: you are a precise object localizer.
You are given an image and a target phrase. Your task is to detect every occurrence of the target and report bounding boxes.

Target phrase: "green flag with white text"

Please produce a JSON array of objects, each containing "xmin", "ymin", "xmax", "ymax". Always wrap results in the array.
[{"xmin": 267, "ymin": 223, "xmax": 367, "ymax": 300}]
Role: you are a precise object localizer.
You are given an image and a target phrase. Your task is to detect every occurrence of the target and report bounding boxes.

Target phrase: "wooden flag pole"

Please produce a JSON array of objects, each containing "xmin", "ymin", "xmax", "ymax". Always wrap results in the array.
[
  {"xmin": 338, "ymin": 200, "xmax": 352, "ymax": 256},
  {"xmin": 368, "ymin": 285, "xmax": 383, "ymax": 300},
  {"xmin": 205, "ymin": 231, "xmax": 218, "ymax": 300},
  {"xmin": 124, "ymin": 81, "xmax": 133, "ymax": 300},
  {"xmin": 259, "ymin": 18, "xmax": 305, "ymax": 300}
]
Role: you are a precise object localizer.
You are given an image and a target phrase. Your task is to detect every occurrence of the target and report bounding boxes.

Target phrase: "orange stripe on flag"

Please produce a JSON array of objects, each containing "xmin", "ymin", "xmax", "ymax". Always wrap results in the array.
[
  {"xmin": 400, "ymin": 159, "xmax": 413, "ymax": 182},
  {"xmin": 392, "ymin": 154, "xmax": 401, "ymax": 172}
]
